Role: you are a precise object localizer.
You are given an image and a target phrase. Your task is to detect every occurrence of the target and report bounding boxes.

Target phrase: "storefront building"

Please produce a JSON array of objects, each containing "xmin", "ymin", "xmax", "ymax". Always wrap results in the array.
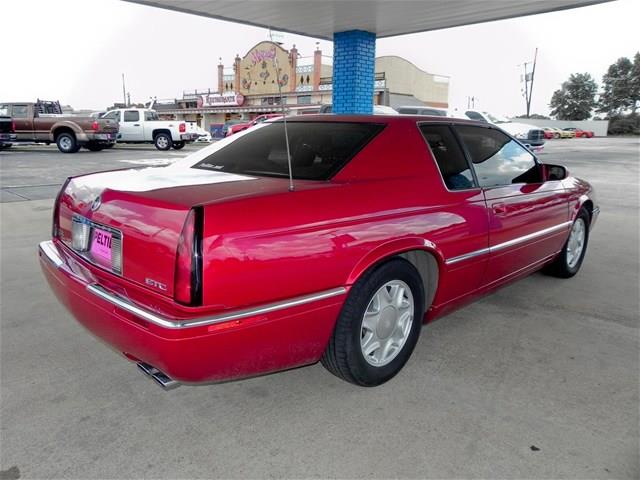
[{"xmin": 155, "ymin": 41, "xmax": 449, "ymax": 137}]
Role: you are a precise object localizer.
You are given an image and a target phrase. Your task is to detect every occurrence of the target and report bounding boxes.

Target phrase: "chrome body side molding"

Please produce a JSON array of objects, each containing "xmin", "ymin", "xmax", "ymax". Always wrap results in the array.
[{"xmin": 445, "ymin": 221, "xmax": 572, "ymax": 265}]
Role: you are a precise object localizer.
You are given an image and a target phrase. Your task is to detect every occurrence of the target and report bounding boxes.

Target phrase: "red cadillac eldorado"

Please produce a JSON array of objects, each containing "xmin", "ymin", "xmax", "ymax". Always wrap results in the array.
[{"xmin": 39, "ymin": 115, "xmax": 599, "ymax": 389}]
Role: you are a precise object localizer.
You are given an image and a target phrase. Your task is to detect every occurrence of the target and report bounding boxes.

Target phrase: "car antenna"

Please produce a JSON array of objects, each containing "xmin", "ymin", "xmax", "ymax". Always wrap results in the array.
[{"xmin": 269, "ymin": 29, "xmax": 295, "ymax": 192}]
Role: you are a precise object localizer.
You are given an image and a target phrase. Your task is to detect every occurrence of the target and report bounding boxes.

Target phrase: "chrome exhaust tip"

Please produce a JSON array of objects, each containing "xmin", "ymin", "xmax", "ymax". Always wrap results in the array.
[{"xmin": 137, "ymin": 362, "xmax": 180, "ymax": 390}]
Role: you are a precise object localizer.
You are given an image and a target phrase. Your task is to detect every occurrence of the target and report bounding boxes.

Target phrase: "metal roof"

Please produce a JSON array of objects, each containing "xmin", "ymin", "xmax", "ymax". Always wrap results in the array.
[{"xmin": 126, "ymin": 0, "xmax": 612, "ymax": 40}]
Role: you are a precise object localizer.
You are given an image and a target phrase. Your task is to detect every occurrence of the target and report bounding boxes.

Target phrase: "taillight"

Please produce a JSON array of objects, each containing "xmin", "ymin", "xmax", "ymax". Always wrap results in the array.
[
  {"xmin": 91, "ymin": 120, "xmax": 99, "ymax": 131},
  {"xmin": 174, "ymin": 208, "xmax": 203, "ymax": 306},
  {"xmin": 11, "ymin": 120, "xmax": 16, "ymax": 132},
  {"xmin": 52, "ymin": 178, "xmax": 71, "ymax": 238},
  {"xmin": 179, "ymin": 123, "xmax": 186, "ymax": 133}
]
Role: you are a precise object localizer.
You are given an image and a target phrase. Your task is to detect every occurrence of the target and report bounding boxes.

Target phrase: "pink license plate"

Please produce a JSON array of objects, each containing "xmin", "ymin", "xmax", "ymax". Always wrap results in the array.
[{"xmin": 90, "ymin": 228, "xmax": 113, "ymax": 266}]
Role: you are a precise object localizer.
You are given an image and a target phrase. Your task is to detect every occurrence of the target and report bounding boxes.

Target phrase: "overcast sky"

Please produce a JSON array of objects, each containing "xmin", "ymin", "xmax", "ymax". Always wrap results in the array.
[{"xmin": 2, "ymin": 0, "xmax": 638, "ymax": 116}]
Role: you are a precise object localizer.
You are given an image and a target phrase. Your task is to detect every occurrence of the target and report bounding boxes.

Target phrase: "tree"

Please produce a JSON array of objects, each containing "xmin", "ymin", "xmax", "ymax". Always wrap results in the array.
[
  {"xmin": 549, "ymin": 73, "xmax": 598, "ymax": 120},
  {"xmin": 597, "ymin": 56, "xmax": 635, "ymax": 115},
  {"xmin": 630, "ymin": 52, "xmax": 640, "ymax": 113}
]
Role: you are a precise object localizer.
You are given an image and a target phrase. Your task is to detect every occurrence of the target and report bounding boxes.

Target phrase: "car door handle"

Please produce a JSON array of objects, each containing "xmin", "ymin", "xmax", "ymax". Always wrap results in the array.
[
  {"xmin": 492, "ymin": 202, "xmax": 507, "ymax": 215},
  {"xmin": 133, "ymin": 124, "xmax": 140, "ymax": 126}
]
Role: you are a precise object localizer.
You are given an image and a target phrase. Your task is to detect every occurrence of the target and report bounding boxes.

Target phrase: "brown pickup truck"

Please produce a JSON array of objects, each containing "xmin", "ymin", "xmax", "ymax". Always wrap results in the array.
[{"xmin": 0, "ymin": 100, "xmax": 119, "ymax": 153}]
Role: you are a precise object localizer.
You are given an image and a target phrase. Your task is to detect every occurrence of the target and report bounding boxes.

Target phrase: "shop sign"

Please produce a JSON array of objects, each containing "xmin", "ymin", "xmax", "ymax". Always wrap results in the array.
[{"xmin": 199, "ymin": 93, "xmax": 245, "ymax": 107}]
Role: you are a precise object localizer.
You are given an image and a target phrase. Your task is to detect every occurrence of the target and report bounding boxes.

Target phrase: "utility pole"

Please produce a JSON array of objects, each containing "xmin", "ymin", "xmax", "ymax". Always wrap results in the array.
[
  {"xmin": 520, "ymin": 48, "xmax": 538, "ymax": 118},
  {"xmin": 122, "ymin": 73, "xmax": 127, "ymax": 106},
  {"xmin": 527, "ymin": 48, "xmax": 538, "ymax": 118}
]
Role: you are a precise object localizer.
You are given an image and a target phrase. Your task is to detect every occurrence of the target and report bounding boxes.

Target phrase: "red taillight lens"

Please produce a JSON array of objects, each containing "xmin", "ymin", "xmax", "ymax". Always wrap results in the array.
[
  {"xmin": 174, "ymin": 208, "xmax": 203, "ymax": 306},
  {"xmin": 91, "ymin": 120, "xmax": 99, "ymax": 131},
  {"xmin": 179, "ymin": 123, "xmax": 186, "ymax": 133},
  {"xmin": 52, "ymin": 178, "xmax": 71, "ymax": 238}
]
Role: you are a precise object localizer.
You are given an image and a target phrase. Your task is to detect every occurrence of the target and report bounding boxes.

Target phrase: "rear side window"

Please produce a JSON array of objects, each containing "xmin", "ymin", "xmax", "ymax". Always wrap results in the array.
[
  {"xmin": 123, "ymin": 110, "xmax": 139, "ymax": 122},
  {"xmin": 398, "ymin": 108, "xmax": 418, "ymax": 114},
  {"xmin": 11, "ymin": 105, "xmax": 28, "ymax": 118},
  {"xmin": 102, "ymin": 111, "xmax": 121, "ymax": 121},
  {"xmin": 419, "ymin": 125, "xmax": 475, "ymax": 190},
  {"xmin": 193, "ymin": 122, "xmax": 384, "ymax": 180},
  {"xmin": 456, "ymin": 126, "xmax": 540, "ymax": 187}
]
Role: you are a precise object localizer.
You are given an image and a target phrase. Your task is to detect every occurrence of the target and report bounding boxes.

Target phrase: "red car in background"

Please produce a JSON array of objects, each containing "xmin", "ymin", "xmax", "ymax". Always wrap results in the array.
[
  {"xmin": 563, "ymin": 127, "xmax": 594, "ymax": 138},
  {"xmin": 39, "ymin": 115, "xmax": 598, "ymax": 389},
  {"xmin": 226, "ymin": 113, "xmax": 283, "ymax": 136}
]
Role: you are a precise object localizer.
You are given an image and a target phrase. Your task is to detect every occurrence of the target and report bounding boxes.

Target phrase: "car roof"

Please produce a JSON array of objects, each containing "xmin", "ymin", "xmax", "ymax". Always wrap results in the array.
[{"xmin": 279, "ymin": 114, "xmax": 481, "ymax": 126}]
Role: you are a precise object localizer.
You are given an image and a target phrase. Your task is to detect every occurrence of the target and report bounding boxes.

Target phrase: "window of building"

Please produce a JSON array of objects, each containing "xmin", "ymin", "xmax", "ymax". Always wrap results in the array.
[
  {"xmin": 193, "ymin": 122, "xmax": 384, "ymax": 181},
  {"xmin": 455, "ymin": 126, "xmax": 541, "ymax": 187},
  {"xmin": 419, "ymin": 124, "xmax": 475, "ymax": 190},
  {"xmin": 123, "ymin": 110, "xmax": 139, "ymax": 122},
  {"xmin": 297, "ymin": 95, "xmax": 312, "ymax": 105}
]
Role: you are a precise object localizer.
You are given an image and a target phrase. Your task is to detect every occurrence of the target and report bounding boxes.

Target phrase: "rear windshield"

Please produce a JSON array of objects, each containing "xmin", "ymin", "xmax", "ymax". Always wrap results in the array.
[{"xmin": 192, "ymin": 122, "xmax": 384, "ymax": 180}]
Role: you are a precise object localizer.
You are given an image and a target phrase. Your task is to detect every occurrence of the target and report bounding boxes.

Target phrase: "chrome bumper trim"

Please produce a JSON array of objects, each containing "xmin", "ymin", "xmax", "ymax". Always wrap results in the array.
[
  {"xmin": 39, "ymin": 241, "xmax": 64, "ymax": 268},
  {"xmin": 41, "ymin": 239, "xmax": 346, "ymax": 330},
  {"xmin": 86, "ymin": 284, "xmax": 347, "ymax": 330},
  {"xmin": 445, "ymin": 221, "xmax": 572, "ymax": 265}
]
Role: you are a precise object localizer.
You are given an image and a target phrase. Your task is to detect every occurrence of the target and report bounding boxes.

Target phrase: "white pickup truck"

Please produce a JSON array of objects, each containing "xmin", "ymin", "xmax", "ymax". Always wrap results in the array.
[{"xmin": 100, "ymin": 108, "xmax": 198, "ymax": 150}]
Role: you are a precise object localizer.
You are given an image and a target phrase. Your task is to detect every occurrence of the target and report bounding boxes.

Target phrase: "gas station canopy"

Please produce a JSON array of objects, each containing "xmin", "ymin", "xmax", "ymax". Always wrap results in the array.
[
  {"xmin": 127, "ymin": 0, "xmax": 610, "ymax": 40},
  {"xmin": 126, "ymin": 0, "xmax": 612, "ymax": 114}
]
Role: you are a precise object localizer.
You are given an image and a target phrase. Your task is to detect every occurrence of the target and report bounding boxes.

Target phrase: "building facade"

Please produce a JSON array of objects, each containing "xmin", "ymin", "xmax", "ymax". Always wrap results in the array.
[{"xmin": 155, "ymin": 42, "xmax": 449, "ymax": 137}]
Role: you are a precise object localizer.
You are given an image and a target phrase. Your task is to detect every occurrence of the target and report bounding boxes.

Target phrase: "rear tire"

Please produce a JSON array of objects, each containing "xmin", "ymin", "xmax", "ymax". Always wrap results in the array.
[
  {"xmin": 56, "ymin": 132, "xmax": 79, "ymax": 153},
  {"xmin": 154, "ymin": 133, "xmax": 171, "ymax": 151},
  {"xmin": 172, "ymin": 141, "xmax": 185, "ymax": 150},
  {"xmin": 321, "ymin": 258, "xmax": 425, "ymax": 386},
  {"xmin": 543, "ymin": 208, "xmax": 590, "ymax": 278}
]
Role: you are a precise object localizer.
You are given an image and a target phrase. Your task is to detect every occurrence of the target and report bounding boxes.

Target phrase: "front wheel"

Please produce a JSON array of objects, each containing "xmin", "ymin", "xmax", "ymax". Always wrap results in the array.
[
  {"xmin": 56, "ymin": 132, "xmax": 79, "ymax": 153},
  {"xmin": 321, "ymin": 258, "xmax": 425, "ymax": 386},
  {"xmin": 154, "ymin": 133, "xmax": 171, "ymax": 151},
  {"xmin": 543, "ymin": 208, "xmax": 590, "ymax": 278},
  {"xmin": 172, "ymin": 141, "xmax": 185, "ymax": 150}
]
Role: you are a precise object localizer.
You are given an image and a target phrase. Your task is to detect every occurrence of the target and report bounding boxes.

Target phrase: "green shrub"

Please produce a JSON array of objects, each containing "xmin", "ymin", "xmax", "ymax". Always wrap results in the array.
[{"xmin": 607, "ymin": 114, "xmax": 640, "ymax": 135}]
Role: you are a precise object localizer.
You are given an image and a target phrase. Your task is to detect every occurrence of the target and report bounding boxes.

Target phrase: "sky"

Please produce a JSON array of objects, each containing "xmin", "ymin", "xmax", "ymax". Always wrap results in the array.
[{"xmin": 1, "ymin": 0, "xmax": 638, "ymax": 116}]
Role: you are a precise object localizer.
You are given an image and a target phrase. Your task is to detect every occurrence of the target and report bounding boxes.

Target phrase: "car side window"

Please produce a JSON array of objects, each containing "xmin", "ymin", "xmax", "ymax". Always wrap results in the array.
[
  {"xmin": 123, "ymin": 110, "xmax": 139, "ymax": 122},
  {"xmin": 419, "ymin": 125, "xmax": 476, "ymax": 191},
  {"xmin": 456, "ymin": 126, "xmax": 541, "ymax": 187},
  {"xmin": 464, "ymin": 111, "xmax": 486, "ymax": 122},
  {"xmin": 11, "ymin": 105, "xmax": 28, "ymax": 118},
  {"xmin": 102, "ymin": 111, "xmax": 120, "ymax": 121}
]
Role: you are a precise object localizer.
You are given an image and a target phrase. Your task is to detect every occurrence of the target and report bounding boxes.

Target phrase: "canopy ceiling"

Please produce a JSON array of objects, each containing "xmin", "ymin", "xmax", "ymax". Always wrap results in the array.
[{"xmin": 126, "ymin": 0, "xmax": 612, "ymax": 40}]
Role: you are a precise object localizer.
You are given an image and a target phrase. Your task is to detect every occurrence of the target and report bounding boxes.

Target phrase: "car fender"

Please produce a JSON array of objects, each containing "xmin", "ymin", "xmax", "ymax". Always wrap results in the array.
[
  {"xmin": 49, "ymin": 120, "xmax": 83, "ymax": 142},
  {"xmin": 346, "ymin": 236, "xmax": 444, "ymax": 309}
]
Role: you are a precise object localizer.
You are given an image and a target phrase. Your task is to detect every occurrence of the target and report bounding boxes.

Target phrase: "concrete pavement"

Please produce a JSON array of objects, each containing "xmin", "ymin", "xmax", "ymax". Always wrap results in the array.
[{"xmin": 1, "ymin": 138, "xmax": 638, "ymax": 478}]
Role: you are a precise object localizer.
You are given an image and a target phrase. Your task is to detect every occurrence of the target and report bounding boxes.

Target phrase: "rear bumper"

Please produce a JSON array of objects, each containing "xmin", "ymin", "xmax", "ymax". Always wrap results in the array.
[
  {"xmin": 85, "ymin": 132, "xmax": 117, "ymax": 143},
  {"xmin": 39, "ymin": 240, "xmax": 345, "ymax": 384},
  {"xmin": 180, "ymin": 133, "xmax": 198, "ymax": 142},
  {"xmin": 0, "ymin": 133, "xmax": 16, "ymax": 142}
]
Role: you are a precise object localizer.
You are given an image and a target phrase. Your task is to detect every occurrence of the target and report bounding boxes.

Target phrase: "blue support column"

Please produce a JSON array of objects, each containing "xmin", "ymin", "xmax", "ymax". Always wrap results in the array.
[{"xmin": 332, "ymin": 30, "xmax": 376, "ymax": 114}]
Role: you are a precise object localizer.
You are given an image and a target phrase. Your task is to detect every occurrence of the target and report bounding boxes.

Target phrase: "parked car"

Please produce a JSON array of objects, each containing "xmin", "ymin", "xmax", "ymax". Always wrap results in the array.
[
  {"xmin": 195, "ymin": 130, "xmax": 213, "ymax": 143},
  {"xmin": 462, "ymin": 110, "xmax": 546, "ymax": 147},
  {"xmin": 221, "ymin": 119, "xmax": 245, "ymax": 137},
  {"xmin": 226, "ymin": 114, "xmax": 283, "ymax": 136},
  {"xmin": 559, "ymin": 128, "xmax": 575, "ymax": 139},
  {"xmin": 397, "ymin": 106, "xmax": 448, "ymax": 116},
  {"xmin": 563, "ymin": 127, "xmax": 594, "ymax": 138},
  {"xmin": 542, "ymin": 127, "xmax": 560, "ymax": 139},
  {"xmin": 0, "ymin": 100, "xmax": 118, "ymax": 152},
  {"xmin": 101, "ymin": 108, "xmax": 198, "ymax": 150},
  {"xmin": 0, "ymin": 107, "xmax": 16, "ymax": 148},
  {"xmin": 39, "ymin": 115, "xmax": 598, "ymax": 389}
]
